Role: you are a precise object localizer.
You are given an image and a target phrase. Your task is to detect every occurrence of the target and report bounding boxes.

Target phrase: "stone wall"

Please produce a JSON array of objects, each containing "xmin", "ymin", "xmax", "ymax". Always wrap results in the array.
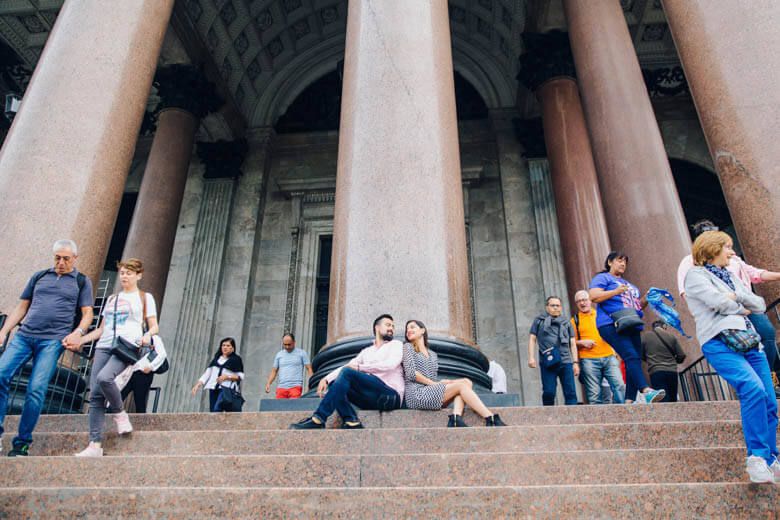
[{"xmin": 155, "ymin": 120, "xmax": 571, "ymax": 410}]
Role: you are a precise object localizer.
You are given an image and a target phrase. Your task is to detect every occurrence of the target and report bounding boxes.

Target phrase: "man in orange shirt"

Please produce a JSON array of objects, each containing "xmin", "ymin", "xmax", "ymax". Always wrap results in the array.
[{"xmin": 571, "ymin": 290, "xmax": 626, "ymax": 404}]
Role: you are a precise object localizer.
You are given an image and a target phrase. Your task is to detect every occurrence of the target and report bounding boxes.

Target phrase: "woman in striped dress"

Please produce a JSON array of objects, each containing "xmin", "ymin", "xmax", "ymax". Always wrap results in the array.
[{"xmin": 402, "ymin": 320, "xmax": 506, "ymax": 427}]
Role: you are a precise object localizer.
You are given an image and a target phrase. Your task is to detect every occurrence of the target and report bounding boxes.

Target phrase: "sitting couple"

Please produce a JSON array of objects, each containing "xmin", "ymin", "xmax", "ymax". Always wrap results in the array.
[{"xmin": 290, "ymin": 314, "xmax": 506, "ymax": 429}]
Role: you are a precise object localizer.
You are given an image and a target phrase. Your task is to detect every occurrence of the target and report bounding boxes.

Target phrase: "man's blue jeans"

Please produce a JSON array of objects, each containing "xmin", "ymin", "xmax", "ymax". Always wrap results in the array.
[
  {"xmin": 314, "ymin": 367, "xmax": 401, "ymax": 422},
  {"xmin": 0, "ymin": 334, "xmax": 63, "ymax": 446},
  {"xmin": 703, "ymin": 337, "xmax": 778, "ymax": 464},
  {"xmin": 540, "ymin": 362, "xmax": 578, "ymax": 406},
  {"xmin": 748, "ymin": 313, "xmax": 778, "ymax": 372},
  {"xmin": 580, "ymin": 356, "xmax": 626, "ymax": 404}
]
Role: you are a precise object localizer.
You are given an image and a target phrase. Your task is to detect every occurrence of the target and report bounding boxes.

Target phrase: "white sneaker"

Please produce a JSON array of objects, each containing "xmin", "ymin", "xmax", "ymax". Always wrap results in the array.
[
  {"xmin": 746, "ymin": 455, "xmax": 774, "ymax": 483},
  {"xmin": 769, "ymin": 457, "xmax": 780, "ymax": 484},
  {"xmin": 75, "ymin": 443, "xmax": 103, "ymax": 457},
  {"xmin": 114, "ymin": 411, "xmax": 133, "ymax": 435}
]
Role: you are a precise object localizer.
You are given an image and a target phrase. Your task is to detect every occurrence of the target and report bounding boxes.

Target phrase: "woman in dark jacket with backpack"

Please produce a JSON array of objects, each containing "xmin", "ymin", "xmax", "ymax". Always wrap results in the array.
[{"xmin": 191, "ymin": 337, "xmax": 244, "ymax": 412}]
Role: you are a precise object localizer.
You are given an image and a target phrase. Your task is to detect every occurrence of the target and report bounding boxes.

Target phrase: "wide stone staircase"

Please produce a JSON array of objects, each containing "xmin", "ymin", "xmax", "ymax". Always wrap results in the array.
[{"xmin": 0, "ymin": 401, "xmax": 778, "ymax": 518}]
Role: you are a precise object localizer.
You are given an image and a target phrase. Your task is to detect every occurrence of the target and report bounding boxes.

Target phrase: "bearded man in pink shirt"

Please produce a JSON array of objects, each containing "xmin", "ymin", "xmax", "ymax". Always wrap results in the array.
[{"xmin": 290, "ymin": 314, "xmax": 404, "ymax": 430}]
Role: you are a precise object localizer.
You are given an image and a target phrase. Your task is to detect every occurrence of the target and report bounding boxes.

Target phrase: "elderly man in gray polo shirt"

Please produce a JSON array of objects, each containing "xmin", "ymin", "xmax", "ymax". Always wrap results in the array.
[{"xmin": 0, "ymin": 240, "xmax": 93, "ymax": 456}]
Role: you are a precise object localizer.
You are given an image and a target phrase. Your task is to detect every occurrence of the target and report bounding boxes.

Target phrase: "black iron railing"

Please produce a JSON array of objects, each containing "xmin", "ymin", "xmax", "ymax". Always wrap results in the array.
[
  {"xmin": 1, "ymin": 277, "xmax": 110, "ymax": 415},
  {"xmin": 679, "ymin": 354, "xmax": 737, "ymax": 402},
  {"xmin": 680, "ymin": 298, "xmax": 780, "ymax": 401}
]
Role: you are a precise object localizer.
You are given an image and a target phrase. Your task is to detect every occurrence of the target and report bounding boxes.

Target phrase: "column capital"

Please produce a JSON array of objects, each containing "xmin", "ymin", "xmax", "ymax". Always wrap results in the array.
[
  {"xmin": 513, "ymin": 117, "xmax": 547, "ymax": 158},
  {"xmin": 196, "ymin": 139, "xmax": 248, "ymax": 179},
  {"xmin": 517, "ymin": 30, "xmax": 576, "ymax": 92},
  {"xmin": 155, "ymin": 64, "xmax": 222, "ymax": 118}
]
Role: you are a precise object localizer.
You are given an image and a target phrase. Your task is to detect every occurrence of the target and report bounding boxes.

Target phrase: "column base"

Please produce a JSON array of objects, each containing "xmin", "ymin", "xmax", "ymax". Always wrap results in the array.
[{"xmin": 307, "ymin": 336, "xmax": 492, "ymax": 395}]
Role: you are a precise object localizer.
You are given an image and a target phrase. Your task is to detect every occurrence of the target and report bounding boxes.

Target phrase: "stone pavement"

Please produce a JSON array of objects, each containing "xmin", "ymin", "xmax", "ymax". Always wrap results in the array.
[{"xmin": 1, "ymin": 401, "xmax": 778, "ymax": 518}]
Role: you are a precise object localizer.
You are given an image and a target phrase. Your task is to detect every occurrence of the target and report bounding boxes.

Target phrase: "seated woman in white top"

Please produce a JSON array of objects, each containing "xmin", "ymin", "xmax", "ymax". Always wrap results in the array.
[{"xmin": 191, "ymin": 337, "xmax": 244, "ymax": 412}]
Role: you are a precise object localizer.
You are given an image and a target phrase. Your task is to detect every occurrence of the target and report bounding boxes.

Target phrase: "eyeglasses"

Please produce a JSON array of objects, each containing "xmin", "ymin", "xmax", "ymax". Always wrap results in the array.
[{"xmin": 54, "ymin": 255, "xmax": 73, "ymax": 262}]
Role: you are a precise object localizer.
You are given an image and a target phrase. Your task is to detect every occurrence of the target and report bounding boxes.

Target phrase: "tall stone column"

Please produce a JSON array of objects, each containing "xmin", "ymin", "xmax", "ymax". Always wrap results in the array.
[
  {"xmin": 663, "ymin": 1, "xmax": 780, "ymax": 304},
  {"xmin": 122, "ymin": 65, "xmax": 220, "ymax": 310},
  {"xmin": 162, "ymin": 139, "xmax": 247, "ymax": 412},
  {"xmin": 0, "ymin": 0, "xmax": 174, "ymax": 311},
  {"xmin": 313, "ymin": 0, "xmax": 488, "ymax": 388},
  {"xmin": 563, "ymin": 1, "xmax": 692, "ymax": 316},
  {"xmin": 519, "ymin": 31, "xmax": 611, "ymax": 303}
]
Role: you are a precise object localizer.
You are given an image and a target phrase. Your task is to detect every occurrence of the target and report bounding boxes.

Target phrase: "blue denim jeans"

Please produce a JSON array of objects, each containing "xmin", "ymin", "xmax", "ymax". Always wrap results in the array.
[
  {"xmin": 314, "ymin": 367, "xmax": 401, "ymax": 422},
  {"xmin": 748, "ymin": 313, "xmax": 778, "ymax": 372},
  {"xmin": 540, "ymin": 363, "xmax": 577, "ymax": 406},
  {"xmin": 703, "ymin": 337, "xmax": 778, "ymax": 464},
  {"xmin": 598, "ymin": 324, "xmax": 649, "ymax": 401},
  {"xmin": 0, "ymin": 334, "xmax": 63, "ymax": 446},
  {"xmin": 580, "ymin": 356, "xmax": 626, "ymax": 404}
]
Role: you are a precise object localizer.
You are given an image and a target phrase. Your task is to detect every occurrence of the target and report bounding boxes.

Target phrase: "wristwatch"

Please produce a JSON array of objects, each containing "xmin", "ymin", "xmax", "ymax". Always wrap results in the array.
[{"xmin": 76, "ymin": 328, "xmax": 86, "ymax": 335}]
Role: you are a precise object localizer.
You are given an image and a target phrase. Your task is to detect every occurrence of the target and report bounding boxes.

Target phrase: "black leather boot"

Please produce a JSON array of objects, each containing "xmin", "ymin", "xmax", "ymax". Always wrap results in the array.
[
  {"xmin": 485, "ymin": 414, "xmax": 507, "ymax": 427},
  {"xmin": 447, "ymin": 414, "xmax": 468, "ymax": 427}
]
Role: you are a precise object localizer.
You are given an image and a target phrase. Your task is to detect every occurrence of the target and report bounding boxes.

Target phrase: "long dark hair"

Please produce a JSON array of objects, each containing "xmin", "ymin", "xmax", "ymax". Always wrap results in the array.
[
  {"xmin": 212, "ymin": 337, "xmax": 237, "ymax": 362},
  {"xmin": 405, "ymin": 320, "xmax": 429, "ymax": 353},
  {"xmin": 601, "ymin": 251, "xmax": 629, "ymax": 274}
]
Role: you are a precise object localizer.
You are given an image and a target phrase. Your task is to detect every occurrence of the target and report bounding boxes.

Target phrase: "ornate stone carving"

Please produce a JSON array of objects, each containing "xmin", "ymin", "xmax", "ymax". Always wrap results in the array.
[
  {"xmin": 155, "ymin": 64, "xmax": 222, "ymax": 118},
  {"xmin": 513, "ymin": 118, "xmax": 547, "ymax": 159},
  {"xmin": 642, "ymin": 66, "xmax": 689, "ymax": 98},
  {"xmin": 196, "ymin": 139, "xmax": 248, "ymax": 179},
  {"xmin": 517, "ymin": 31, "xmax": 576, "ymax": 92}
]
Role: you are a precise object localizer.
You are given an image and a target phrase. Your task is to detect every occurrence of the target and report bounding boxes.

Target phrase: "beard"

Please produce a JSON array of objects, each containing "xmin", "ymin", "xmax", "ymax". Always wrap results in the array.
[{"xmin": 381, "ymin": 332, "xmax": 394, "ymax": 342}]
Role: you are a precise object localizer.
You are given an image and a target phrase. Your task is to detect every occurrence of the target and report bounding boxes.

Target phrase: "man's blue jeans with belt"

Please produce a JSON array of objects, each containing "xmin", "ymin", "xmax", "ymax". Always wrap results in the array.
[
  {"xmin": 314, "ymin": 367, "xmax": 401, "ymax": 423},
  {"xmin": 0, "ymin": 334, "xmax": 63, "ymax": 446}
]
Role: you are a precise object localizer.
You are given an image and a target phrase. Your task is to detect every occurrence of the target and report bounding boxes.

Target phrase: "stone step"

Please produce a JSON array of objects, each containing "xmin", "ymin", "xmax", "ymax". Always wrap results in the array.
[
  {"xmin": 0, "ymin": 448, "xmax": 753, "ymax": 488},
  {"xmin": 2, "ymin": 483, "xmax": 778, "ymax": 519},
  {"xmin": 22, "ymin": 420, "xmax": 746, "ymax": 457},
  {"xmin": 4, "ymin": 401, "xmax": 746, "ymax": 433}
]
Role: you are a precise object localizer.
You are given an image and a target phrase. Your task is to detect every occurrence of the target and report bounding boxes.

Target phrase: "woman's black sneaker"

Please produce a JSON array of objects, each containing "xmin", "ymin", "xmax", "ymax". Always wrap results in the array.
[{"xmin": 485, "ymin": 414, "xmax": 507, "ymax": 427}]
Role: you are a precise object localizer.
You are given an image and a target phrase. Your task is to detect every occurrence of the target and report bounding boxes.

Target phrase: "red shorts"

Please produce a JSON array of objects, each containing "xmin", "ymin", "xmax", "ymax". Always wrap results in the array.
[{"xmin": 276, "ymin": 386, "xmax": 303, "ymax": 399}]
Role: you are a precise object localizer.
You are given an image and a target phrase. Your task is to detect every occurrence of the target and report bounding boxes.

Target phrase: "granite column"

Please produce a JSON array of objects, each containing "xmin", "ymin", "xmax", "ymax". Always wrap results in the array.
[
  {"xmin": 122, "ymin": 65, "xmax": 220, "ymax": 310},
  {"xmin": 663, "ymin": 0, "xmax": 780, "ymax": 303},
  {"xmin": 519, "ymin": 32, "xmax": 611, "ymax": 303},
  {"xmin": 314, "ymin": 0, "xmax": 488, "ymax": 387},
  {"xmin": 0, "ymin": 0, "xmax": 174, "ymax": 310},
  {"xmin": 563, "ymin": 1, "xmax": 692, "ymax": 324}
]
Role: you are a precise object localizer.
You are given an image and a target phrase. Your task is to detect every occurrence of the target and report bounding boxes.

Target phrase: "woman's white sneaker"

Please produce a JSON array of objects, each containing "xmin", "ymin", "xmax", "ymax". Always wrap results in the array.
[
  {"xmin": 75, "ymin": 443, "xmax": 103, "ymax": 457},
  {"xmin": 114, "ymin": 411, "xmax": 133, "ymax": 435},
  {"xmin": 746, "ymin": 455, "xmax": 774, "ymax": 483}
]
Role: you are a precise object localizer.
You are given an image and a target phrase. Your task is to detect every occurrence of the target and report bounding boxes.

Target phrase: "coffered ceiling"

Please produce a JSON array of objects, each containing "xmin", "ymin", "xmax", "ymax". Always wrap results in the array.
[{"xmin": 0, "ymin": 0, "xmax": 680, "ymax": 129}]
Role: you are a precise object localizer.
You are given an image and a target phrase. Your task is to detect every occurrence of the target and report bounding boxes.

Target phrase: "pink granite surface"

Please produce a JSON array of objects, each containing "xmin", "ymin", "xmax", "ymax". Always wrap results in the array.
[
  {"xmin": 1, "ymin": 484, "xmax": 777, "ymax": 519},
  {"xmin": 20, "ymin": 421, "xmax": 745, "ymax": 457}
]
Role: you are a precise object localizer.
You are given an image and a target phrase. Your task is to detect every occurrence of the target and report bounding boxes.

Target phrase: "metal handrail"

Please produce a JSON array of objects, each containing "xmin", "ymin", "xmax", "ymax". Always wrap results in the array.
[{"xmin": 678, "ymin": 354, "xmax": 737, "ymax": 402}]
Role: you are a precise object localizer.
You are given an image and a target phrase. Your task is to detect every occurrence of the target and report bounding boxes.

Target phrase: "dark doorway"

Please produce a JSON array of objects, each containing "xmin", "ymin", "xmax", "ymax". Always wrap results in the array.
[
  {"xmin": 313, "ymin": 235, "xmax": 333, "ymax": 355},
  {"xmin": 670, "ymin": 158, "xmax": 736, "ymax": 240},
  {"xmin": 104, "ymin": 193, "xmax": 138, "ymax": 271}
]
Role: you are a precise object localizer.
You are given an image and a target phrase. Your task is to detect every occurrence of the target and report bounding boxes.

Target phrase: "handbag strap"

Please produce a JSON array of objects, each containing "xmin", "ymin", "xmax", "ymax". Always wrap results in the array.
[
  {"xmin": 111, "ymin": 294, "xmax": 119, "ymax": 342},
  {"xmin": 216, "ymin": 363, "xmax": 240, "ymax": 391},
  {"xmin": 652, "ymin": 328, "xmax": 678, "ymax": 358}
]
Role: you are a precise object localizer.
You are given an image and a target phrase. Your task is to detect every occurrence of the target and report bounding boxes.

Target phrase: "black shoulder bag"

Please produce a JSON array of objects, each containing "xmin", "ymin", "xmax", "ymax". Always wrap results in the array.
[
  {"xmin": 108, "ymin": 295, "xmax": 143, "ymax": 365},
  {"xmin": 214, "ymin": 366, "xmax": 245, "ymax": 412}
]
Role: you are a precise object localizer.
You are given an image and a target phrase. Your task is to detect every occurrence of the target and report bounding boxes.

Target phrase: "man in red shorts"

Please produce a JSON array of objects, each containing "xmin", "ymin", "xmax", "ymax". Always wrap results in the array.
[{"xmin": 265, "ymin": 333, "xmax": 312, "ymax": 398}]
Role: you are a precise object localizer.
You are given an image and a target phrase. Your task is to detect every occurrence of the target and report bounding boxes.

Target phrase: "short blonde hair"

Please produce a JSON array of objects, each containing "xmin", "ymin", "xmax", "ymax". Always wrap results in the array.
[
  {"xmin": 692, "ymin": 231, "xmax": 732, "ymax": 266},
  {"xmin": 116, "ymin": 258, "xmax": 144, "ymax": 274}
]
